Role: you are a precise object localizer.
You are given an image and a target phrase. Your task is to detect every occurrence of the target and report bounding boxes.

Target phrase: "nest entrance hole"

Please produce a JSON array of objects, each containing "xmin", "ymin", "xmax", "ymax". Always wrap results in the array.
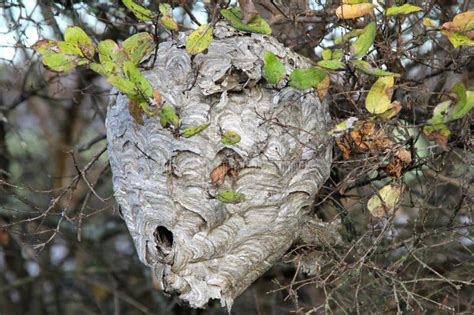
[{"xmin": 154, "ymin": 225, "xmax": 174, "ymax": 254}]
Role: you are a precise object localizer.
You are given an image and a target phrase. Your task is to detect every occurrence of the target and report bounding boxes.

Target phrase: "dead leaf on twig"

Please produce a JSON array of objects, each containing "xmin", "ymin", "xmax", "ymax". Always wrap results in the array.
[
  {"xmin": 386, "ymin": 148, "xmax": 412, "ymax": 178},
  {"xmin": 210, "ymin": 162, "xmax": 231, "ymax": 185},
  {"xmin": 316, "ymin": 75, "xmax": 330, "ymax": 101},
  {"xmin": 350, "ymin": 122, "xmax": 393, "ymax": 151},
  {"xmin": 129, "ymin": 99, "xmax": 145, "ymax": 125},
  {"xmin": 336, "ymin": 137, "xmax": 352, "ymax": 160}
]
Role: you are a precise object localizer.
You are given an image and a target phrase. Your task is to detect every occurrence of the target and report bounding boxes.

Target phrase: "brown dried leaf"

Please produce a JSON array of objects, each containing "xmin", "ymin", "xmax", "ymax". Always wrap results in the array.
[
  {"xmin": 336, "ymin": 137, "xmax": 352, "ymax": 160},
  {"xmin": 395, "ymin": 148, "xmax": 412, "ymax": 164},
  {"xmin": 372, "ymin": 130, "xmax": 393, "ymax": 149},
  {"xmin": 442, "ymin": 11, "xmax": 474, "ymax": 32},
  {"xmin": 128, "ymin": 99, "xmax": 145, "ymax": 125},
  {"xmin": 426, "ymin": 130, "xmax": 449, "ymax": 148},
  {"xmin": 210, "ymin": 162, "xmax": 231, "ymax": 185},
  {"xmin": 350, "ymin": 129, "xmax": 365, "ymax": 150},
  {"xmin": 0, "ymin": 229, "xmax": 10, "ymax": 246},
  {"xmin": 386, "ymin": 148, "xmax": 412, "ymax": 178},
  {"xmin": 350, "ymin": 122, "xmax": 393, "ymax": 151},
  {"xmin": 153, "ymin": 90, "xmax": 162, "ymax": 104},
  {"xmin": 386, "ymin": 160, "xmax": 403, "ymax": 178},
  {"xmin": 317, "ymin": 75, "xmax": 330, "ymax": 100}
]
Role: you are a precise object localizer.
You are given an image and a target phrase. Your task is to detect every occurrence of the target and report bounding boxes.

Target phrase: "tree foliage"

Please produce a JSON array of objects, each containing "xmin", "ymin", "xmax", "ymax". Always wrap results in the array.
[{"xmin": 0, "ymin": 0, "xmax": 472, "ymax": 314}]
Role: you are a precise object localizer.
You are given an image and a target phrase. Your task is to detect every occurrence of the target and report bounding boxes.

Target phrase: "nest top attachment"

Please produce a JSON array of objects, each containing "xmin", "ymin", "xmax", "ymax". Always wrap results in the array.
[{"xmin": 106, "ymin": 22, "xmax": 333, "ymax": 310}]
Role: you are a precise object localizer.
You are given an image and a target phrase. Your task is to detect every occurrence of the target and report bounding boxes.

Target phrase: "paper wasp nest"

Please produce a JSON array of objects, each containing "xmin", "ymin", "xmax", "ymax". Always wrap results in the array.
[{"xmin": 106, "ymin": 23, "xmax": 334, "ymax": 310}]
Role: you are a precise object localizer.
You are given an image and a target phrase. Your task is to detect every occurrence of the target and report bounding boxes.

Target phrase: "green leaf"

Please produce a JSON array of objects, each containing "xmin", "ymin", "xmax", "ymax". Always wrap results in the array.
[
  {"xmin": 462, "ymin": 91, "xmax": 474, "ymax": 118},
  {"xmin": 220, "ymin": 7, "xmax": 271, "ymax": 35},
  {"xmin": 352, "ymin": 22, "xmax": 376, "ymax": 59},
  {"xmin": 332, "ymin": 49, "xmax": 343, "ymax": 60},
  {"xmin": 159, "ymin": 4, "xmax": 178, "ymax": 31},
  {"xmin": 33, "ymin": 34, "xmax": 93, "ymax": 69},
  {"xmin": 107, "ymin": 78, "xmax": 137, "ymax": 96},
  {"xmin": 321, "ymin": 49, "xmax": 332, "ymax": 60},
  {"xmin": 122, "ymin": 0, "xmax": 153, "ymax": 21},
  {"xmin": 450, "ymin": 82, "xmax": 467, "ymax": 120},
  {"xmin": 185, "ymin": 24, "xmax": 214, "ymax": 55},
  {"xmin": 317, "ymin": 60, "xmax": 345, "ymax": 70},
  {"xmin": 108, "ymin": 76, "xmax": 137, "ymax": 96},
  {"xmin": 64, "ymin": 26, "xmax": 95, "ymax": 59},
  {"xmin": 385, "ymin": 4, "xmax": 422, "ymax": 16},
  {"xmin": 319, "ymin": 50, "xmax": 345, "ymax": 70},
  {"xmin": 423, "ymin": 121, "xmax": 450, "ymax": 134},
  {"xmin": 353, "ymin": 60, "xmax": 400, "ymax": 77},
  {"xmin": 442, "ymin": 30, "xmax": 474, "ymax": 48},
  {"xmin": 122, "ymin": 32, "xmax": 155, "ymax": 64},
  {"xmin": 378, "ymin": 101, "xmax": 401, "ymax": 120},
  {"xmin": 159, "ymin": 3, "xmax": 173, "ymax": 16},
  {"xmin": 123, "ymin": 61, "xmax": 153, "ymax": 98},
  {"xmin": 289, "ymin": 68, "xmax": 326, "ymax": 90},
  {"xmin": 427, "ymin": 84, "xmax": 474, "ymax": 122},
  {"xmin": 158, "ymin": 104, "xmax": 180, "ymax": 128},
  {"xmin": 42, "ymin": 53, "xmax": 86, "ymax": 72},
  {"xmin": 329, "ymin": 117, "xmax": 359, "ymax": 136},
  {"xmin": 263, "ymin": 51, "xmax": 286, "ymax": 84},
  {"xmin": 423, "ymin": 121, "xmax": 451, "ymax": 144},
  {"xmin": 221, "ymin": 130, "xmax": 241, "ymax": 145},
  {"xmin": 161, "ymin": 15, "xmax": 179, "ymax": 31},
  {"xmin": 90, "ymin": 61, "xmax": 119, "ymax": 77},
  {"xmin": 90, "ymin": 62, "xmax": 137, "ymax": 95},
  {"xmin": 429, "ymin": 100, "xmax": 451, "ymax": 125},
  {"xmin": 423, "ymin": 18, "xmax": 438, "ymax": 28},
  {"xmin": 181, "ymin": 123, "xmax": 210, "ymax": 138},
  {"xmin": 57, "ymin": 41, "xmax": 84, "ymax": 56},
  {"xmin": 215, "ymin": 191, "xmax": 246, "ymax": 204},
  {"xmin": 337, "ymin": 29, "xmax": 365, "ymax": 44},
  {"xmin": 425, "ymin": 122, "xmax": 451, "ymax": 134},
  {"xmin": 367, "ymin": 184, "xmax": 402, "ymax": 217},
  {"xmin": 97, "ymin": 40, "xmax": 123, "ymax": 64},
  {"xmin": 321, "ymin": 49, "xmax": 343, "ymax": 60},
  {"xmin": 365, "ymin": 76, "xmax": 395, "ymax": 114},
  {"xmin": 136, "ymin": 98, "xmax": 153, "ymax": 115},
  {"xmin": 32, "ymin": 39, "xmax": 60, "ymax": 56}
]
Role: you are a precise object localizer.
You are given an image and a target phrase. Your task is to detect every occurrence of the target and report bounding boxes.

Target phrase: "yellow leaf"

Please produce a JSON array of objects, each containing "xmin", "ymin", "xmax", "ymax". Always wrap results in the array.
[
  {"xmin": 185, "ymin": 24, "xmax": 214, "ymax": 55},
  {"xmin": 336, "ymin": 3, "xmax": 376, "ymax": 19},
  {"xmin": 423, "ymin": 18, "xmax": 438, "ymax": 28},
  {"xmin": 366, "ymin": 76, "xmax": 395, "ymax": 114},
  {"xmin": 384, "ymin": 4, "xmax": 422, "ymax": 16},
  {"xmin": 450, "ymin": 11, "xmax": 474, "ymax": 31},
  {"xmin": 367, "ymin": 184, "xmax": 402, "ymax": 218},
  {"xmin": 442, "ymin": 30, "xmax": 474, "ymax": 48},
  {"xmin": 162, "ymin": 15, "xmax": 179, "ymax": 31},
  {"xmin": 379, "ymin": 101, "xmax": 401, "ymax": 120}
]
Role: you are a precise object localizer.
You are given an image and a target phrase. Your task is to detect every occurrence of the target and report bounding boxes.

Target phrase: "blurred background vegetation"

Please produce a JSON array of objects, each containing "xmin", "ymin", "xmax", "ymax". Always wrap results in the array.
[{"xmin": 0, "ymin": 0, "xmax": 472, "ymax": 314}]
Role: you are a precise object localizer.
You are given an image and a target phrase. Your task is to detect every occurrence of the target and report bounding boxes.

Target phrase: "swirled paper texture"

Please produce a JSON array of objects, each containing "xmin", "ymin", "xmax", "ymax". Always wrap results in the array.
[{"xmin": 106, "ymin": 22, "xmax": 333, "ymax": 310}]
